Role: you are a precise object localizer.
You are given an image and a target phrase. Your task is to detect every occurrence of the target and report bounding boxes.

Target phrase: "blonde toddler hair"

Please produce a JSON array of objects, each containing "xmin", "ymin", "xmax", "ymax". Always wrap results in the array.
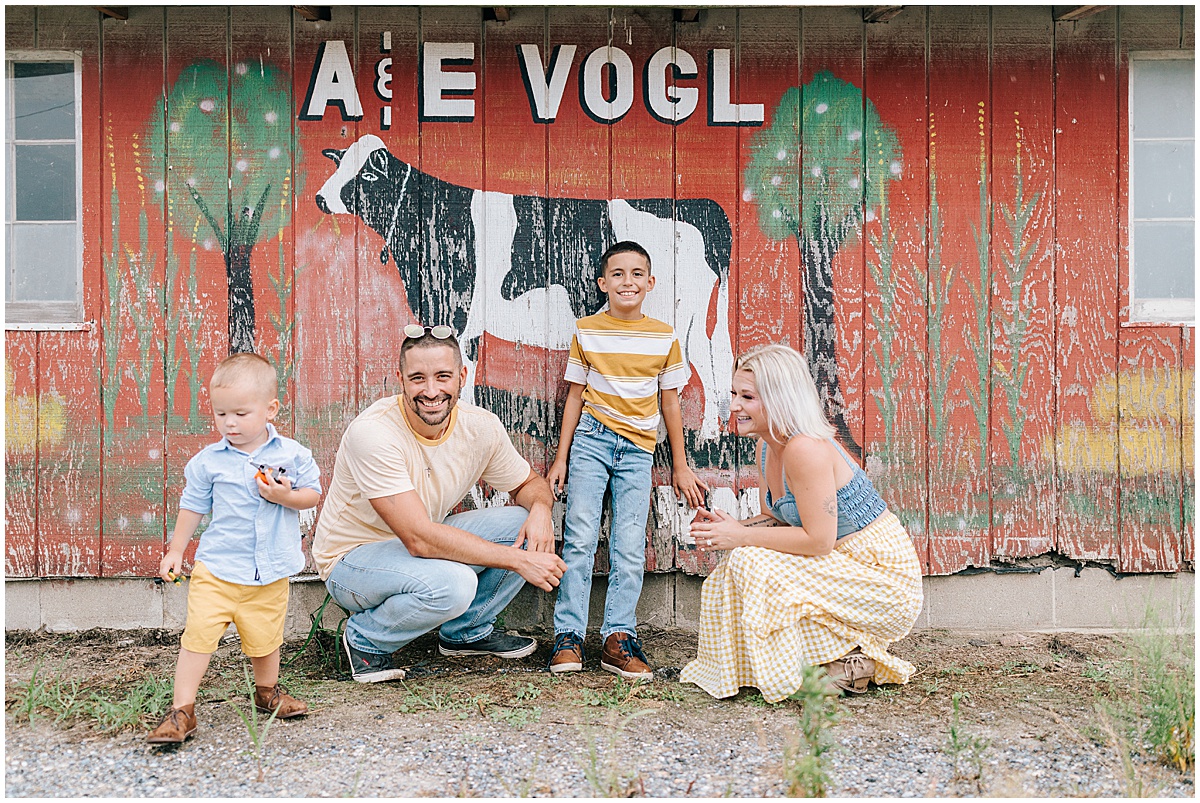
[
  {"xmin": 210, "ymin": 352, "xmax": 278, "ymax": 400},
  {"xmin": 734, "ymin": 344, "xmax": 835, "ymax": 442}
]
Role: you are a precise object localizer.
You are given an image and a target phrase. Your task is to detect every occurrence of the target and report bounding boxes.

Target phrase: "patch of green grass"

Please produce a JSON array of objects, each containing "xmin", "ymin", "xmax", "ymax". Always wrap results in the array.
[
  {"xmin": 91, "ymin": 672, "xmax": 174, "ymax": 731},
  {"xmin": 578, "ymin": 677, "xmax": 648, "ymax": 709},
  {"xmin": 641, "ymin": 683, "xmax": 687, "ymax": 703},
  {"xmin": 490, "ymin": 705, "xmax": 542, "ymax": 729},
  {"xmin": 397, "ymin": 682, "xmax": 492, "ymax": 716},
  {"xmin": 783, "ymin": 664, "xmax": 841, "ymax": 797},
  {"xmin": 512, "ymin": 682, "xmax": 541, "ymax": 702},
  {"xmin": 1082, "ymin": 659, "xmax": 1115, "ymax": 683},
  {"xmin": 8, "ymin": 661, "xmax": 171, "ymax": 733},
  {"xmin": 998, "ymin": 660, "xmax": 1044, "ymax": 675},
  {"xmin": 743, "ymin": 691, "xmax": 786, "ymax": 708}
]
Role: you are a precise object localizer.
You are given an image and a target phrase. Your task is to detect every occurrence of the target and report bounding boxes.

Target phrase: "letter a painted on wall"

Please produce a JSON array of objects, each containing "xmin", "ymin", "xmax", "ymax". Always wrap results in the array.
[{"xmin": 300, "ymin": 40, "xmax": 364, "ymax": 121}]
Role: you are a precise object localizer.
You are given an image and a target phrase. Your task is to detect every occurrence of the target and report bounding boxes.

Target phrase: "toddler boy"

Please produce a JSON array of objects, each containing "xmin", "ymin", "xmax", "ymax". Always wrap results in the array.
[
  {"xmin": 147, "ymin": 353, "xmax": 322, "ymax": 743},
  {"xmin": 547, "ymin": 241, "xmax": 707, "ymax": 679}
]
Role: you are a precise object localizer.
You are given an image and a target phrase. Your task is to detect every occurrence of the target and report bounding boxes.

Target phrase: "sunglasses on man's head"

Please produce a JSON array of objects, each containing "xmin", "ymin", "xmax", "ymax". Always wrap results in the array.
[{"xmin": 403, "ymin": 324, "xmax": 454, "ymax": 340}]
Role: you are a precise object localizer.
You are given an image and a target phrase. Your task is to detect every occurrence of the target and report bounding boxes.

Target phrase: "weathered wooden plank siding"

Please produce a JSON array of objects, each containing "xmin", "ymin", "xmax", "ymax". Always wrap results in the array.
[
  {"xmin": 990, "ymin": 6, "xmax": 1057, "ymax": 561},
  {"xmin": 34, "ymin": 7, "xmax": 105, "ymax": 577},
  {"xmin": 864, "ymin": 7, "xmax": 931, "ymax": 571},
  {"xmin": 101, "ymin": 6, "xmax": 168, "ymax": 576},
  {"xmin": 292, "ymin": 6, "xmax": 361, "ymax": 574},
  {"xmin": 927, "ymin": 5, "xmax": 991, "ymax": 572},
  {"xmin": 1053, "ymin": 11, "xmax": 1121, "ymax": 564},
  {"xmin": 4, "ymin": 6, "xmax": 1193, "ymax": 581}
]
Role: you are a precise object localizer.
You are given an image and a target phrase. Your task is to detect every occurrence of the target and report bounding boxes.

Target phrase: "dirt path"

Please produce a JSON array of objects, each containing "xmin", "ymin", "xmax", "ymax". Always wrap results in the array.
[{"xmin": 4, "ymin": 628, "xmax": 1194, "ymax": 797}]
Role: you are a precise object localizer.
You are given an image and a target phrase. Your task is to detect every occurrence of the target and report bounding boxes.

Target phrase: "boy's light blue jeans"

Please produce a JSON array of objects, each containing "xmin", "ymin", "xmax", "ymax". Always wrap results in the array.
[
  {"xmin": 325, "ymin": 506, "xmax": 529, "ymax": 656},
  {"xmin": 553, "ymin": 413, "xmax": 654, "ymax": 640}
]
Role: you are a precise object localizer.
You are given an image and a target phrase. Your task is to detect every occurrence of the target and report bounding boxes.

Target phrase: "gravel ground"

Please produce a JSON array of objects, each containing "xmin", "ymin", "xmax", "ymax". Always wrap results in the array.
[{"xmin": 5, "ymin": 628, "xmax": 1195, "ymax": 798}]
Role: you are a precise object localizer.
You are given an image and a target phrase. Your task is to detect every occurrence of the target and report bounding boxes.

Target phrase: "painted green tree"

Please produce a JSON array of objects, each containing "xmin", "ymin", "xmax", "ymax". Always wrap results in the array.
[
  {"xmin": 745, "ymin": 71, "xmax": 901, "ymax": 456},
  {"xmin": 144, "ymin": 60, "xmax": 297, "ymax": 355}
]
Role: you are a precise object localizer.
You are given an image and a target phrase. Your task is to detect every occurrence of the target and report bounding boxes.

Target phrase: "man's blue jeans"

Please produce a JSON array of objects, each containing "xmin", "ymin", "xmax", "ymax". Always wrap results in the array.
[
  {"xmin": 553, "ymin": 413, "xmax": 653, "ymax": 640},
  {"xmin": 325, "ymin": 506, "xmax": 529, "ymax": 656}
]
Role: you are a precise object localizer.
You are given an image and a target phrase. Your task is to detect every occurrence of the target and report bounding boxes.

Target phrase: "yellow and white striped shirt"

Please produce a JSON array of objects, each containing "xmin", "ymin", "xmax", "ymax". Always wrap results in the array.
[{"xmin": 564, "ymin": 312, "xmax": 688, "ymax": 453}]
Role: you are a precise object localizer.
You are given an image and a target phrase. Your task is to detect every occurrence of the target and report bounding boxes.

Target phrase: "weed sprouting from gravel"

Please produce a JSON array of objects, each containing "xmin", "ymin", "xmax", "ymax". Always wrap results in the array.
[
  {"xmin": 782, "ymin": 663, "xmax": 840, "ymax": 797},
  {"xmin": 946, "ymin": 692, "xmax": 990, "ymax": 790},
  {"xmin": 225, "ymin": 662, "xmax": 280, "ymax": 782},
  {"xmin": 1094, "ymin": 607, "xmax": 1195, "ymax": 783},
  {"xmin": 1129, "ymin": 624, "xmax": 1194, "ymax": 772},
  {"xmin": 579, "ymin": 709, "xmax": 652, "ymax": 796}
]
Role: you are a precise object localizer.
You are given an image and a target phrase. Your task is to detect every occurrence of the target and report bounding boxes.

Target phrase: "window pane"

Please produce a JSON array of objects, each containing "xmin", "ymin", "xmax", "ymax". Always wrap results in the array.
[
  {"xmin": 1132, "ymin": 59, "xmax": 1195, "ymax": 139},
  {"xmin": 1133, "ymin": 140, "xmax": 1195, "ymax": 218},
  {"xmin": 14, "ymin": 143, "xmax": 75, "ymax": 220},
  {"xmin": 1133, "ymin": 221, "xmax": 1195, "ymax": 299},
  {"xmin": 12, "ymin": 61, "xmax": 75, "ymax": 140},
  {"xmin": 7, "ymin": 222, "xmax": 77, "ymax": 302}
]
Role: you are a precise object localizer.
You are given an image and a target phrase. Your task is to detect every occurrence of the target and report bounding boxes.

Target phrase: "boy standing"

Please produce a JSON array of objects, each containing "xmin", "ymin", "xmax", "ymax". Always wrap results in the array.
[
  {"xmin": 547, "ymin": 241, "xmax": 707, "ymax": 680},
  {"xmin": 148, "ymin": 353, "xmax": 322, "ymax": 744}
]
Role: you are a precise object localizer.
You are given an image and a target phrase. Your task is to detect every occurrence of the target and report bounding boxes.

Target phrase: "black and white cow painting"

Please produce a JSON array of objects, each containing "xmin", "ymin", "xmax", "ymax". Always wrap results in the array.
[{"xmin": 315, "ymin": 134, "xmax": 733, "ymax": 441}]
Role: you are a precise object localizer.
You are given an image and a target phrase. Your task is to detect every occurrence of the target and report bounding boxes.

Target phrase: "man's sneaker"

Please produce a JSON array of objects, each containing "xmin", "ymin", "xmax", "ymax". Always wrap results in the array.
[
  {"xmin": 438, "ymin": 631, "xmax": 537, "ymax": 659},
  {"xmin": 147, "ymin": 703, "xmax": 197, "ymax": 744},
  {"xmin": 342, "ymin": 631, "xmax": 406, "ymax": 683},
  {"xmin": 600, "ymin": 633, "xmax": 653, "ymax": 681},
  {"xmin": 548, "ymin": 632, "xmax": 585, "ymax": 673}
]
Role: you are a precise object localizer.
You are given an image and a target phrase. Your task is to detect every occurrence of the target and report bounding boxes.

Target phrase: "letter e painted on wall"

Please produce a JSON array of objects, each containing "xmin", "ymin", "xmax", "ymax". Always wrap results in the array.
[
  {"xmin": 300, "ymin": 40, "xmax": 364, "ymax": 121},
  {"xmin": 421, "ymin": 42, "xmax": 476, "ymax": 122}
]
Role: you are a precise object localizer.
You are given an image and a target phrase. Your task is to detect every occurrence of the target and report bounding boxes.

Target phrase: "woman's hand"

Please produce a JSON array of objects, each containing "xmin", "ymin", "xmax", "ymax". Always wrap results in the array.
[{"xmin": 690, "ymin": 507, "xmax": 747, "ymax": 552}]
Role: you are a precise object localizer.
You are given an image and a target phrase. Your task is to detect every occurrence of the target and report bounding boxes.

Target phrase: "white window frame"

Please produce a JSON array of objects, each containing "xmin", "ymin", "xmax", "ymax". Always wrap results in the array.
[
  {"xmin": 1126, "ymin": 51, "xmax": 1195, "ymax": 326},
  {"xmin": 5, "ymin": 50, "xmax": 86, "ymax": 330}
]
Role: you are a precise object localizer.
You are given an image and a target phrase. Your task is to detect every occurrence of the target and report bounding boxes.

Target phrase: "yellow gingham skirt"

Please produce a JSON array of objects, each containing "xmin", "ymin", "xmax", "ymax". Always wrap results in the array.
[{"xmin": 679, "ymin": 510, "xmax": 923, "ymax": 703}]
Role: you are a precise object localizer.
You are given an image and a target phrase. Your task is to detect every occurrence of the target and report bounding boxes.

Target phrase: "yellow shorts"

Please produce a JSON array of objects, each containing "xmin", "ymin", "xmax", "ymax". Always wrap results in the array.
[{"xmin": 180, "ymin": 561, "xmax": 289, "ymax": 657}]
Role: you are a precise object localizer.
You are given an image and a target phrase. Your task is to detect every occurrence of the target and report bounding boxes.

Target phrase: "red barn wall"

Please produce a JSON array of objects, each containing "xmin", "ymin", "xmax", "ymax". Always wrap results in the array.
[{"xmin": 4, "ymin": 5, "xmax": 1194, "ymax": 578}]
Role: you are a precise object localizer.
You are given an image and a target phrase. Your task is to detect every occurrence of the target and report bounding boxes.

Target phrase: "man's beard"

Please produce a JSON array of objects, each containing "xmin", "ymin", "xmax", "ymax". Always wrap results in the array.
[{"xmin": 405, "ymin": 391, "xmax": 457, "ymax": 428}]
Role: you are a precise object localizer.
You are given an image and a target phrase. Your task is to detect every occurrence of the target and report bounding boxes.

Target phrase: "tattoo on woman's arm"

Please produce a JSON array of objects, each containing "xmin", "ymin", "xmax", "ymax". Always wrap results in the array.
[
  {"xmin": 744, "ymin": 517, "xmax": 781, "ymax": 528},
  {"xmin": 821, "ymin": 494, "xmax": 837, "ymax": 518}
]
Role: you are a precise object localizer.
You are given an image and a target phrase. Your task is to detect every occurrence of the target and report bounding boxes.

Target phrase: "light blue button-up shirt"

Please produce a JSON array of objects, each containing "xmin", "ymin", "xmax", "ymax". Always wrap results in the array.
[{"xmin": 179, "ymin": 423, "xmax": 322, "ymax": 585}]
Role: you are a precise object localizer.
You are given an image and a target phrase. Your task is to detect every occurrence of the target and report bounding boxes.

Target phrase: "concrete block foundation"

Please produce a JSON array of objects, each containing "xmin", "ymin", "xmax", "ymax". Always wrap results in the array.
[{"xmin": 4, "ymin": 568, "xmax": 1194, "ymax": 638}]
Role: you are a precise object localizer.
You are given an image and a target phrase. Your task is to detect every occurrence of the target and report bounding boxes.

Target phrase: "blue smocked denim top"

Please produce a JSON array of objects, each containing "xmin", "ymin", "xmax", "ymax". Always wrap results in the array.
[{"xmin": 761, "ymin": 440, "xmax": 887, "ymax": 538}]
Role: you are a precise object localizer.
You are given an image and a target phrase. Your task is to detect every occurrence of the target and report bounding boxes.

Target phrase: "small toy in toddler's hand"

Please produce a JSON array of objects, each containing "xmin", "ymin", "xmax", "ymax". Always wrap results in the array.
[
  {"xmin": 249, "ymin": 459, "xmax": 288, "ymax": 484},
  {"xmin": 166, "ymin": 570, "xmax": 186, "ymax": 585}
]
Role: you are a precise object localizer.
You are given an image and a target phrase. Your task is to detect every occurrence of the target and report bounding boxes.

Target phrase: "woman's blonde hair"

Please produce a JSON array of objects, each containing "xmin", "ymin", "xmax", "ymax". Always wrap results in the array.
[{"xmin": 734, "ymin": 344, "xmax": 835, "ymax": 442}]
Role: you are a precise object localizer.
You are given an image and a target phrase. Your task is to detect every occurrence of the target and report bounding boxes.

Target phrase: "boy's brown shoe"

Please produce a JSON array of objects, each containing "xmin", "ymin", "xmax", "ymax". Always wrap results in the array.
[
  {"xmin": 254, "ymin": 684, "xmax": 308, "ymax": 719},
  {"xmin": 548, "ymin": 632, "xmax": 584, "ymax": 674},
  {"xmin": 600, "ymin": 633, "xmax": 653, "ymax": 681},
  {"xmin": 146, "ymin": 703, "xmax": 197, "ymax": 744}
]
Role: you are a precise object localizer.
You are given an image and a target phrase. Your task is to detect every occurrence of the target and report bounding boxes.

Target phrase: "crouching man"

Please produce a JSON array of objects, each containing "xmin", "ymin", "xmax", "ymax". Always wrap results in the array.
[{"xmin": 312, "ymin": 324, "xmax": 566, "ymax": 682}]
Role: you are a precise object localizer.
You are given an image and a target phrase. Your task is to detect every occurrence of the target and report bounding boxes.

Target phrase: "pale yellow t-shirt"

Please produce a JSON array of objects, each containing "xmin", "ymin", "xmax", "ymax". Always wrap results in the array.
[{"xmin": 311, "ymin": 396, "xmax": 532, "ymax": 580}]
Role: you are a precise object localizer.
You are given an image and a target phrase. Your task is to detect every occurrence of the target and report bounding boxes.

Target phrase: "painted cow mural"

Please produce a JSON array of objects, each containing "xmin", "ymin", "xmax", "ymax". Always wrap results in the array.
[{"xmin": 315, "ymin": 134, "xmax": 734, "ymax": 440}]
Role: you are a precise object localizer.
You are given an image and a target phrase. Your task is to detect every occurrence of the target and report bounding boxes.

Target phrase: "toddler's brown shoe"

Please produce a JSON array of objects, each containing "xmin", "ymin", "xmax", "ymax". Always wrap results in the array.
[
  {"xmin": 146, "ymin": 703, "xmax": 197, "ymax": 744},
  {"xmin": 548, "ymin": 632, "xmax": 585, "ymax": 674},
  {"xmin": 254, "ymin": 684, "xmax": 308, "ymax": 718},
  {"xmin": 600, "ymin": 633, "xmax": 653, "ymax": 681}
]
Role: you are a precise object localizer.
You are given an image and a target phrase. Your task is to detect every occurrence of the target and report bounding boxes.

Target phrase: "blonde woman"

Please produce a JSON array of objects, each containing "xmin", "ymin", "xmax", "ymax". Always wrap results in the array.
[{"xmin": 681, "ymin": 344, "xmax": 923, "ymax": 701}]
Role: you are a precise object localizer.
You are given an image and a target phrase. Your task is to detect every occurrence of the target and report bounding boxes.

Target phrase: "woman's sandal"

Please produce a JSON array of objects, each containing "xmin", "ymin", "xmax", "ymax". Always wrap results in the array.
[{"xmin": 822, "ymin": 648, "xmax": 875, "ymax": 694}]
